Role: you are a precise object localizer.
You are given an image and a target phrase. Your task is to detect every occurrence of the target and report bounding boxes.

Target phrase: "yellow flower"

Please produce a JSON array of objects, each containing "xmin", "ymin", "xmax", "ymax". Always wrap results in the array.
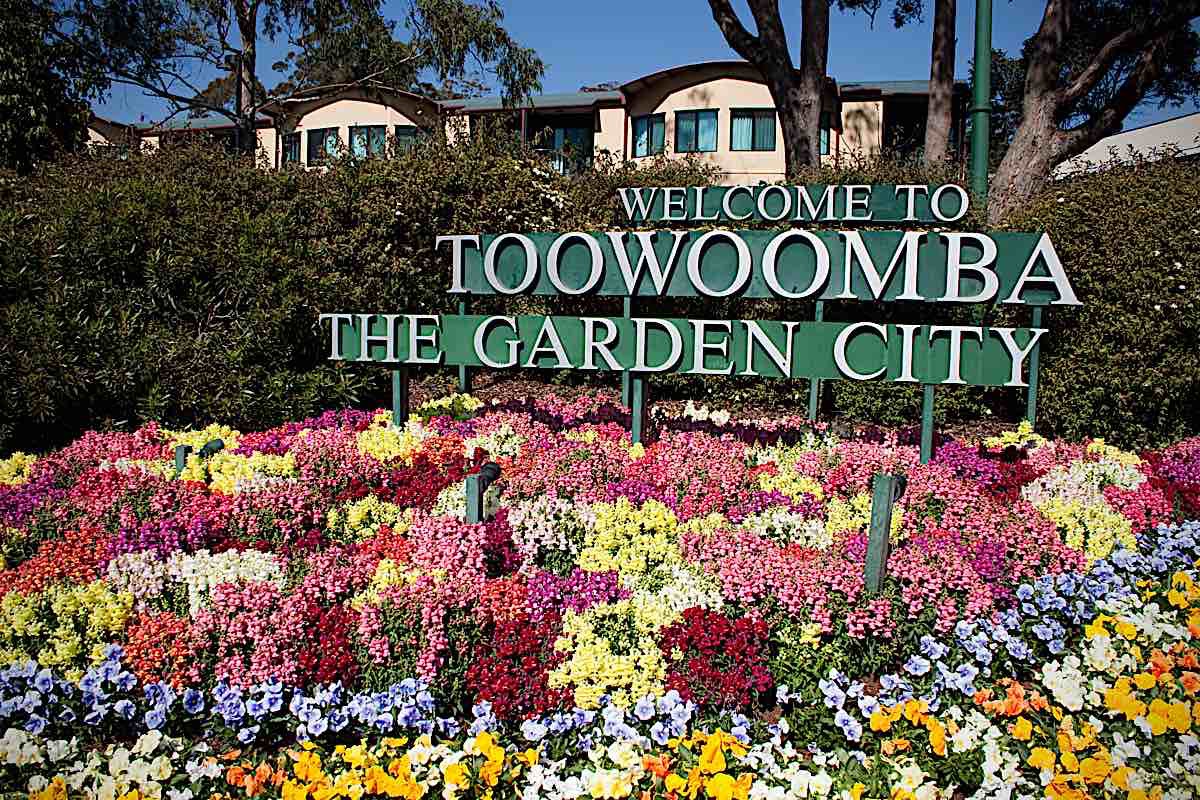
[
  {"xmin": 848, "ymin": 784, "xmax": 866, "ymax": 800},
  {"xmin": 1133, "ymin": 673, "xmax": 1157, "ymax": 690},
  {"xmin": 443, "ymin": 762, "xmax": 469, "ymax": 788},
  {"xmin": 1078, "ymin": 756, "xmax": 1110, "ymax": 784},
  {"xmin": 703, "ymin": 773, "xmax": 751, "ymax": 800},
  {"xmin": 1027, "ymin": 748, "xmax": 1055, "ymax": 771},
  {"xmin": 282, "ymin": 780, "xmax": 310, "ymax": 800},
  {"xmin": 698, "ymin": 735, "xmax": 726, "ymax": 775},
  {"xmin": 665, "ymin": 768, "xmax": 704, "ymax": 800},
  {"xmin": 1147, "ymin": 699, "xmax": 1171, "ymax": 735},
  {"xmin": 1012, "ymin": 717, "xmax": 1033, "ymax": 741},
  {"xmin": 927, "ymin": 720, "xmax": 947, "ymax": 756},
  {"xmin": 1168, "ymin": 701, "xmax": 1192, "ymax": 733}
]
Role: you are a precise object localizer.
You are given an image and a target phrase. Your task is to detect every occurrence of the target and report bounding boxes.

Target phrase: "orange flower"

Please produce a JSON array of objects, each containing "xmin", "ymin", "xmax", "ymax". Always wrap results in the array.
[
  {"xmin": 644, "ymin": 754, "xmax": 673, "ymax": 780},
  {"xmin": 1150, "ymin": 650, "xmax": 1175, "ymax": 678},
  {"xmin": 1181, "ymin": 671, "xmax": 1200, "ymax": 695},
  {"xmin": 226, "ymin": 766, "xmax": 247, "ymax": 788}
]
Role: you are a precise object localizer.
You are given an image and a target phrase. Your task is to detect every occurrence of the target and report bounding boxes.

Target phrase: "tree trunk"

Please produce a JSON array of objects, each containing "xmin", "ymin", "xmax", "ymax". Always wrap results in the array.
[
  {"xmin": 786, "ymin": 0, "xmax": 830, "ymax": 178},
  {"xmin": 705, "ymin": 0, "xmax": 829, "ymax": 181},
  {"xmin": 987, "ymin": 95, "xmax": 1063, "ymax": 223},
  {"xmin": 923, "ymin": 0, "xmax": 956, "ymax": 166},
  {"xmin": 235, "ymin": 0, "xmax": 258, "ymax": 154}
]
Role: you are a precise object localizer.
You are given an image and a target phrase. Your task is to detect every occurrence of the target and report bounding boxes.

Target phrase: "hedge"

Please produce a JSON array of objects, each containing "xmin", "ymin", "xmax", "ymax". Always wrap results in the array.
[{"xmin": 0, "ymin": 139, "xmax": 1195, "ymax": 452}]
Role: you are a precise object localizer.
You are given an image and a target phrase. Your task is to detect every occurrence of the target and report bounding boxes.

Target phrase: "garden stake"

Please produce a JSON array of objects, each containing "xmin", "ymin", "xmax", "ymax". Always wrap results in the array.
[
  {"xmin": 173, "ymin": 445, "xmax": 192, "ymax": 478},
  {"xmin": 866, "ymin": 472, "xmax": 907, "ymax": 594},
  {"xmin": 465, "ymin": 462, "xmax": 502, "ymax": 524}
]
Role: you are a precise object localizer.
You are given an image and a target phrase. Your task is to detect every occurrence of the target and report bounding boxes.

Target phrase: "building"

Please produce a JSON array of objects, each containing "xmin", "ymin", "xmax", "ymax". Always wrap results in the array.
[
  {"xmin": 111, "ymin": 61, "xmax": 968, "ymax": 183},
  {"xmin": 1054, "ymin": 111, "xmax": 1200, "ymax": 177}
]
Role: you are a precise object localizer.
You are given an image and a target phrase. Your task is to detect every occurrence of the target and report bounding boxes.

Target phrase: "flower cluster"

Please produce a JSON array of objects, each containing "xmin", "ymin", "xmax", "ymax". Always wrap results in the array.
[{"xmin": 1, "ymin": 392, "xmax": 1200, "ymax": 799}]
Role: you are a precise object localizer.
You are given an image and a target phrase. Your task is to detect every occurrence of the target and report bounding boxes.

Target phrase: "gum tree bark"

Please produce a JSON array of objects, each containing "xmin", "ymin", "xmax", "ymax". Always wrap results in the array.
[
  {"xmin": 923, "ymin": 0, "xmax": 956, "ymax": 165},
  {"xmin": 988, "ymin": 0, "xmax": 1200, "ymax": 222},
  {"xmin": 707, "ymin": 0, "xmax": 829, "ymax": 177}
]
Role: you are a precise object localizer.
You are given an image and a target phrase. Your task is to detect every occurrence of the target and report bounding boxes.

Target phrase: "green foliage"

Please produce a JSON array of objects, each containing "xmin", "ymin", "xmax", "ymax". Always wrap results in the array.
[
  {"xmin": 999, "ymin": 155, "xmax": 1200, "ymax": 449},
  {"xmin": 0, "ymin": 0, "xmax": 94, "ymax": 173}
]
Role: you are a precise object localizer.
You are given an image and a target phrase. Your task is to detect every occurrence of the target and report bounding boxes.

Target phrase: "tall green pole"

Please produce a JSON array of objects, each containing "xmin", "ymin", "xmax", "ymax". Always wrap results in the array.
[{"xmin": 970, "ymin": 0, "xmax": 993, "ymax": 208}]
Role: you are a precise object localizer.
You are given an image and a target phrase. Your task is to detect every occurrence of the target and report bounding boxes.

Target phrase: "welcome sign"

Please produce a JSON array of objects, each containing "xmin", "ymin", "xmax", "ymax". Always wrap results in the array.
[{"xmin": 321, "ymin": 184, "xmax": 1077, "ymax": 391}]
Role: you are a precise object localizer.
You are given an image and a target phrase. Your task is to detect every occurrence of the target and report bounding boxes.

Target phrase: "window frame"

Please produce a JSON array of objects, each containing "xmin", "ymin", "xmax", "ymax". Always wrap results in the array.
[
  {"xmin": 394, "ymin": 124, "xmax": 421, "ymax": 152},
  {"xmin": 820, "ymin": 111, "xmax": 832, "ymax": 156},
  {"xmin": 349, "ymin": 124, "xmax": 387, "ymax": 158},
  {"xmin": 631, "ymin": 113, "xmax": 666, "ymax": 158},
  {"xmin": 281, "ymin": 132, "xmax": 301, "ymax": 164},
  {"xmin": 729, "ymin": 108, "xmax": 777, "ymax": 152},
  {"xmin": 673, "ymin": 109, "xmax": 718, "ymax": 154},
  {"xmin": 306, "ymin": 127, "xmax": 340, "ymax": 164}
]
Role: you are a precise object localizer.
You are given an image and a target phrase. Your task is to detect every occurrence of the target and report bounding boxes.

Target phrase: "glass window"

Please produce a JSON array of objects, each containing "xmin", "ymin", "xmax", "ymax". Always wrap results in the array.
[
  {"xmin": 675, "ymin": 110, "xmax": 717, "ymax": 153},
  {"xmin": 820, "ymin": 111, "xmax": 832, "ymax": 156},
  {"xmin": 394, "ymin": 124, "xmax": 422, "ymax": 152},
  {"xmin": 632, "ymin": 113, "xmax": 665, "ymax": 157},
  {"xmin": 306, "ymin": 127, "xmax": 339, "ymax": 163},
  {"xmin": 350, "ymin": 125, "xmax": 387, "ymax": 158},
  {"xmin": 731, "ymin": 110, "xmax": 776, "ymax": 151},
  {"xmin": 282, "ymin": 132, "xmax": 300, "ymax": 164}
]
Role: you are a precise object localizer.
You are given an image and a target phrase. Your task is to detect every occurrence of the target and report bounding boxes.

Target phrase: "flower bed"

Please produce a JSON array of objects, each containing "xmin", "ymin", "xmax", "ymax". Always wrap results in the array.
[{"xmin": 1, "ymin": 392, "xmax": 1200, "ymax": 800}]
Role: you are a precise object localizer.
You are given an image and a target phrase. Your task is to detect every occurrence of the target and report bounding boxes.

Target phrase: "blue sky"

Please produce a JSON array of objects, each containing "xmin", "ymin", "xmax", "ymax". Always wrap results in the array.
[{"xmin": 97, "ymin": 0, "xmax": 1197, "ymax": 129}]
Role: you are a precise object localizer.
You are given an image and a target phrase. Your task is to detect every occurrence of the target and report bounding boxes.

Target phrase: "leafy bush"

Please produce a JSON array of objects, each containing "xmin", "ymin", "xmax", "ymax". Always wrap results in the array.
[
  {"xmin": 1000, "ymin": 155, "xmax": 1200, "ymax": 448},
  {"xmin": 0, "ymin": 141, "xmax": 1195, "ymax": 452}
]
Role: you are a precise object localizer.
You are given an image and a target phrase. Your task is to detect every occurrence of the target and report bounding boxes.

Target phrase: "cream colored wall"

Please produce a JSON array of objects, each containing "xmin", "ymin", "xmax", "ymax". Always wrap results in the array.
[
  {"xmin": 87, "ymin": 127, "xmax": 111, "ymax": 146},
  {"xmin": 838, "ymin": 100, "xmax": 882, "ymax": 157},
  {"xmin": 594, "ymin": 106, "xmax": 626, "ymax": 158},
  {"xmin": 290, "ymin": 98, "xmax": 429, "ymax": 165},
  {"xmin": 256, "ymin": 128, "xmax": 277, "ymax": 167},
  {"xmin": 625, "ymin": 76, "xmax": 786, "ymax": 184}
]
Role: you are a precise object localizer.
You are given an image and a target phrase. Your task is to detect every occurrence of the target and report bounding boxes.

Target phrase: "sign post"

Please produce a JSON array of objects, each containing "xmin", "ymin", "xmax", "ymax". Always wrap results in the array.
[{"xmin": 971, "ymin": 0, "xmax": 994, "ymax": 207}]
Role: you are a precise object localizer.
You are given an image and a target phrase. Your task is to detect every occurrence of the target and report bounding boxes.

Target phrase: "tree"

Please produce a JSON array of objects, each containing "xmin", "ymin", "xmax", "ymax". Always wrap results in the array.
[
  {"xmin": 988, "ymin": 0, "xmax": 1200, "ymax": 221},
  {"xmin": 0, "ymin": 0, "xmax": 100, "ymax": 172},
  {"xmin": 850, "ymin": 0, "xmax": 958, "ymax": 165},
  {"xmin": 52, "ymin": 0, "xmax": 543, "ymax": 151},
  {"xmin": 707, "ymin": 0, "xmax": 830, "ymax": 176}
]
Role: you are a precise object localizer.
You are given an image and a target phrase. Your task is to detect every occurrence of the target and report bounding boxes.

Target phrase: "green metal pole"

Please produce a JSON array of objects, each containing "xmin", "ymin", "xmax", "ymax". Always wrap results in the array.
[
  {"xmin": 1026, "ymin": 306, "xmax": 1043, "ymax": 425},
  {"xmin": 970, "ymin": 0, "xmax": 993, "ymax": 208},
  {"xmin": 630, "ymin": 373, "xmax": 646, "ymax": 445},
  {"xmin": 621, "ymin": 296, "xmax": 633, "ymax": 408},
  {"xmin": 458, "ymin": 299, "xmax": 471, "ymax": 394},
  {"xmin": 807, "ymin": 300, "xmax": 825, "ymax": 420},
  {"xmin": 392, "ymin": 368, "xmax": 409, "ymax": 427},
  {"xmin": 920, "ymin": 385, "xmax": 935, "ymax": 464}
]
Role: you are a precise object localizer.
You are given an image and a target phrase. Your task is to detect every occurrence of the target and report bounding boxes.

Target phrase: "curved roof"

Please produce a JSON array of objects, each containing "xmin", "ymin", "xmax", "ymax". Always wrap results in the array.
[{"xmin": 620, "ymin": 59, "xmax": 838, "ymax": 96}]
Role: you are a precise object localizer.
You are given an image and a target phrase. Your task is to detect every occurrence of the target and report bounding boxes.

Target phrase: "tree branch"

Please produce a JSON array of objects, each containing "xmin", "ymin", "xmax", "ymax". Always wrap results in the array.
[
  {"xmin": 1024, "ymin": 0, "xmax": 1070, "ymax": 96},
  {"xmin": 706, "ymin": 0, "xmax": 761, "ymax": 62},
  {"xmin": 1059, "ymin": 2, "xmax": 1200, "ymax": 109},
  {"xmin": 1057, "ymin": 31, "xmax": 1171, "ymax": 156},
  {"xmin": 746, "ymin": 0, "xmax": 794, "ymax": 73}
]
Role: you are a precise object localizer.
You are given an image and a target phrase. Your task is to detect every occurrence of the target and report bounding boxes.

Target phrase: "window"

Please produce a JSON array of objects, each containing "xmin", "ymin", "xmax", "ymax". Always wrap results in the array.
[
  {"xmin": 820, "ymin": 111, "xmax": 832, "ymax": 156},
  {"xmin": 675, "ymin": 110, "xmax": 718, "ymax": 153},
  {"xmin": 632, "ymin": 113, "xmax": 665, "ymax": 157},
  {"xmin": 306, "ymin": 127, "xmax": 339, "ymax": 163},
  {"xmin": 730, "ymin": 110, "xmax": 776, "ymax": 151},
  {"xmin": 282, "ymin": 132, "xmax": 300, "ymax": 164},
  {"xmin": 350, "ymin": 125, "xmax": 387, "ymax": 158},
  {"xmin": 394, "ymin": 125, "xmax": 421, "ymax": 152}
]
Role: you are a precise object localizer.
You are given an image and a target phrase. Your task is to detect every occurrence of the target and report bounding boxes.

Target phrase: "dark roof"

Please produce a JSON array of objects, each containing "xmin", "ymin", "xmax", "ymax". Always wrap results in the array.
[
  {"xmin": 439, "ymin": 90, "xmax": 623, "ymax": 112},
  {"xmin": 137, "ymin": 113, "xmax": 272, "ymax": 132},
  {"xmin": 839, "ymin": 79, "xmax": 970, "ymax": 97}
]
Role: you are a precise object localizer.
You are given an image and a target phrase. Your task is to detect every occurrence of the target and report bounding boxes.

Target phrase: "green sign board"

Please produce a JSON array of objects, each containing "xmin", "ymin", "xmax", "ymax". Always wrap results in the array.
[
  {"xmin": 324, "ymin": 183, "xmax": 1074, "ymax": 453},
  {"xmin": 324, "ymin": 314, "xmax": 1045, "ymax": 388}
]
